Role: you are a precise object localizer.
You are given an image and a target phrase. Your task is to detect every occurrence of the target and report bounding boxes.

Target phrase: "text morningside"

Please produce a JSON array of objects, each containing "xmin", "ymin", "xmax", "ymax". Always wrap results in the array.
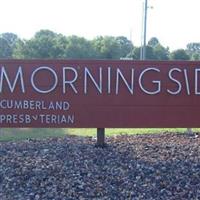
[{"xmin": 1, "ymin": 65, "xmax": 200, "ymax": 95}]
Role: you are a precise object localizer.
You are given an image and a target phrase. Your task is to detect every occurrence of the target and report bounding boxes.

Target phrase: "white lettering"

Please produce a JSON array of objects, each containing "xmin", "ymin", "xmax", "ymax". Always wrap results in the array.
[
  {"xmin": 183, "ymin": 69, "xmax": 190, "ymax": 95},
  {"xmin": 38, "ymin": 114, "xmax": 74, "ymax": 124},
  {"xmin": 84, "ymin": 67, "xmax": 102, "ymax": 94},
  {"xmin": 139, "ymin": 68, "xmax": 161, "ymax": 95},
  {"xmin": 31, "ymin": 66, "xmax": 58, "ymax": 93},
  {"xmin": 25, "ymin": 115, "xmax": 31, "ymax": 123},
  {"xmin": 63, "ymin": 67, "xmax": 78, "ymax": 94},
  {"xmin": 195, "ymin": 68, "xmax": 200, "ymax": 95},
  {"xmin": 0, "ymin": 66, "xmax": 25, "ymax": 93},
  {"xmin": 167, "ymin": 68, "xmax": 182, "ymax": 95},
  {"xmin": 116, "ymin": 68, "xmax": 134, "ymax": 95},
  {"xmin": 108, "ymin": 67, "xmax": 111, "ymax": 94}
]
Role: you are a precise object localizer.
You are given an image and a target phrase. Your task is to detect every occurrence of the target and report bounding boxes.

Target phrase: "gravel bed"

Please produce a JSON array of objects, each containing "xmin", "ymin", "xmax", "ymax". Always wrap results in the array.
[{"xmin": 0, "ymin": 133, "xmax": 200, "ymax": 200}]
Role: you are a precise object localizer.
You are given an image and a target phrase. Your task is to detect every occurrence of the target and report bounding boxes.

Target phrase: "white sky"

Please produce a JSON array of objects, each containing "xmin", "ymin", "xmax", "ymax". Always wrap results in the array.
[{"xmin": 0, "ymin": 0, "xmax": 200, "ymax": 50}]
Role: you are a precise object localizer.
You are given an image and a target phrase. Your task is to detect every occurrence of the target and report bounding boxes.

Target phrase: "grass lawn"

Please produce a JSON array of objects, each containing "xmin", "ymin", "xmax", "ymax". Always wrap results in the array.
[
  {"xmin": 0, "ymin": 128, "xmax": 199, "ymax": 142},
  {"xmin": 0, "ymin": 128, "xmax": 67, "ymax": 142}
]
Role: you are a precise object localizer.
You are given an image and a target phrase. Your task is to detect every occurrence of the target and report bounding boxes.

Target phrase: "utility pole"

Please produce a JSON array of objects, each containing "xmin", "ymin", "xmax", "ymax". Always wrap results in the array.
[{"xmin": 140, "ymin": 0, "xmax": 148, "ymax": 60}]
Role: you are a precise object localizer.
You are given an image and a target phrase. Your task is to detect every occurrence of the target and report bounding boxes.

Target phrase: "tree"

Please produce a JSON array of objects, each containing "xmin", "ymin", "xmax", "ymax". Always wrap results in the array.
[
  {"xmin": 0, "ymin": 38, "xmax": 12, "ymax": 58},
  {"xmin": 0, "ymin": 33, "xmax": 18, "ymax": 47},
  {"xmin": 170, "ymin": 49, "xmax": 190, "ymax": 60},
  {"xmin": 186, "ymin": 43, "xmax": 200, "ymax": 60},
  {"xmin": 64, "ymin": 35, "xmax": 95, "ymax": 59},
  {"xmin": 12, "ymin": 39, "xmax": 28, "ymax": 59},
  {"xmin": 148, "ymin": 37, "xmax": 169, "ymax": 60},
  {"xmin": 92, "ymin": 36, "xmax": 122, "ymax": 59},
  {"xmin": 191, "ymin": 53, "xmax": 200, "ymax": 61},
  {"xmin": 13, "ymin": 30, "xmax": 68, "ymax": 59},
  {"xmin": 129, "ymin": 45, "xmax": 156, "ymax": 60},
  {"xmin": 13, "ymin": 30, "xmax": 97, "ymax": 59},
  {"xmin": 116, "ymin": 36, "xmax": 133, "ymax": 58},
  {"xmin": 91, "ymin": 36, "xmax": 133, "ymax": 59},
  {"xmin": 154, "ymin": 44, "xmax": 169, "ymax": 60},
  {"xmin": 126, "ymin": 47, "xmax": 139, "ymax": 59},
  {"xmin": 0, "ymin": 32, "xmax": 19, "ymax": 58},
  {"xmin": 26, "ymin": 30, "xmax": 65, "ymax": 58},
  {"xmin": 148, "ymin": 37, "xmax": 159, "ymax": 48},
  {"xmin": 144, "ymin": 46, "xmax": 156, "ymax": 59},
  {"xmin": 187, "ymin": 43, "xmax": 200, "ymax": 52},
  {"xmin": 128, "ymin": 38, "xmax": 169, "ymax": 60}
]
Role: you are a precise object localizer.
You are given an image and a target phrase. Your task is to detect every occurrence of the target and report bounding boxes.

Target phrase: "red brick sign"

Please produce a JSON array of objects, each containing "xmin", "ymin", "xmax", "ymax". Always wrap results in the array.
[{"xmin": 0, "ymin": 60, "xmax": 200, "ymax": 128}]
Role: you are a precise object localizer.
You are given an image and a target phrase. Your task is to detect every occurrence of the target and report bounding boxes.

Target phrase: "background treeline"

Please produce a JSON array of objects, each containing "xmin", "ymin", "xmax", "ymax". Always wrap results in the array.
[{"xmin": 0, "ymin": 29, "xmax": 200, "ymax": 60}]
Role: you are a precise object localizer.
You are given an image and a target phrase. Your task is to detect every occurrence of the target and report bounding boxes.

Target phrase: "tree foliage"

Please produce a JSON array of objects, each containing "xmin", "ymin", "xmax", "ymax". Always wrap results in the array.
[
  {"xmin": 0, "ymin": 32, "xmax": 19, "ymax": 58},
  {"xmin": 91, "ymin": 36, "xmax": 130, "ymax": 59},
  {"xmin": 148, "ymin": 37, "xmax": 159, "ymax": 47},
  {"xmin": 0, "ymin": 30, "xmax": 198, "ymax": 60},
  {"xmin": 186, "ymin": 42, "xmax": 200, "ymax": 60},
  {"xmin": 127, "ymin": 37, "xmax": 169, "ymax": 60},
  {"xmin": 170, "ymin": 49, "xmax": 190, "ymax": 60}
]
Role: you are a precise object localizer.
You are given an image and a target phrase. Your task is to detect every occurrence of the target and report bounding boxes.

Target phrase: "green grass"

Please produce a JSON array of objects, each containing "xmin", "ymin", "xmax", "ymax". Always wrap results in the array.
[
  {"xmin": 68, "ymin": 128, "xmax": 193, "ymax": 136},
  {"xmin": 0, "ymin": 128, "xmax": 66, "ymax": 142},
  {"xmin": 0, "ymin": 128, "xmax": 200, "ymax": 142}
]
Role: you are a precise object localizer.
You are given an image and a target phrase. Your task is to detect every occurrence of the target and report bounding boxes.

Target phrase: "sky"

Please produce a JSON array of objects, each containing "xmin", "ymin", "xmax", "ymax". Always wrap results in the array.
[{"xmin": 0, "ymin": 0, "xmax": 200, "ymax": 51}]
